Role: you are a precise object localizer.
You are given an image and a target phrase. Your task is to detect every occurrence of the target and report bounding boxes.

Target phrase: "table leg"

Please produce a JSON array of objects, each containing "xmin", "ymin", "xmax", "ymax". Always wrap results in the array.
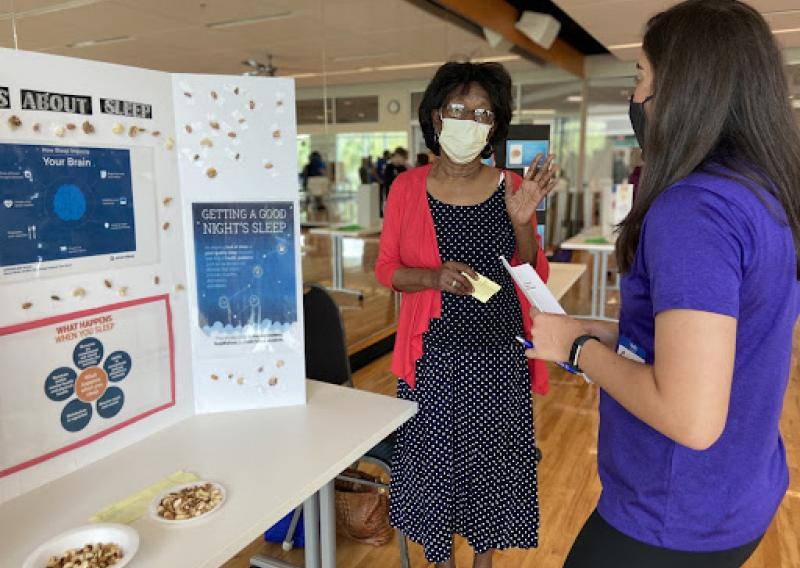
[
  {"xmin": 331, "ymin": 236, "xmax": 342, "ymax": 289},
  {"xmin": 250, "ymin": 496, "xmax": 319, "ymax": 568},
  {"xmin": 590, "ymin": 251, "xmax": 600, "ymax": 318},
  {"xmin": 323, "ymin": 235, "xmax": 364, "ymax": 299},
  {"xmin": 394, "ymin": 291, "xmax": 402, "ymax": 319},
  {"xmin": 304, "ymin": 492, "xmax": 321, "ymax": 568},
  {"xmin": 599, "ymin": 251, "xmax": 609, "ymax": 319},
  {"xmin": 250, "ymin": 556, "xmax": 298, "ymax": 568},
  {"xmin": 320, "ymin": 480, "xmax": 337, "ymax": 568}
]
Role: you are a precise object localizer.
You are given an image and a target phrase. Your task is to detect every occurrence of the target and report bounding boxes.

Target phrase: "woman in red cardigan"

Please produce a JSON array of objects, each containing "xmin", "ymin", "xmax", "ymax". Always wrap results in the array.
[{"xmin": 375, "ymin": 62, "xmax": 556, "ymax": 568}]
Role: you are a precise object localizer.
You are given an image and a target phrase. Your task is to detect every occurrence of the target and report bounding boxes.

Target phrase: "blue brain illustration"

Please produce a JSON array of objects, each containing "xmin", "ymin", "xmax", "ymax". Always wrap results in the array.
[{"xmin": 53, "ymin": 183, "xmax": 87, "ymax": 221}]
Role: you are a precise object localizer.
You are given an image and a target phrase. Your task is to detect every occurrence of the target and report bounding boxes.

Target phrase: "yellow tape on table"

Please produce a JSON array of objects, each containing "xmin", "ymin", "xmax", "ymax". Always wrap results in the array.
[{"xmin": 90, "ymin": 470, "xmax": 200, "ymax": 524}]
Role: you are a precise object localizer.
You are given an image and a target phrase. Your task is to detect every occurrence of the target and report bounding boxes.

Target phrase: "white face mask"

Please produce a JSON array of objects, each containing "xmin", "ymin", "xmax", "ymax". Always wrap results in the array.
[{"xmin": 438, "ymin": 117, "xmax": 491, "ymax": 164}]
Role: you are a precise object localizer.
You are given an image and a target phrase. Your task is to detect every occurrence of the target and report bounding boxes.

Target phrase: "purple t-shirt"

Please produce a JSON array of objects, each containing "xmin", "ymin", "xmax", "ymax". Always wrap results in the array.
[{"xmin": 598, "ymin": 170, "xmax": 800, "ymax": 551}]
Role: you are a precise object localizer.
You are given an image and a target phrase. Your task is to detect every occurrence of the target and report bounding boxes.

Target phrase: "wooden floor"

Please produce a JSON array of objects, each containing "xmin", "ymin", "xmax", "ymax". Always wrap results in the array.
[{"xmin": 221, "ymin": 238, "xmax": 799, "ymax": 568}]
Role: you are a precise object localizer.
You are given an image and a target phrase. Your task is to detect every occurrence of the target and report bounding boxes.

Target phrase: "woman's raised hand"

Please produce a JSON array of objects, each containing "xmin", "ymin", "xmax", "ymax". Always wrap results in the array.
[{"xmin": 505, "ymin": 153, "xmax": 559, "ymax": 227}]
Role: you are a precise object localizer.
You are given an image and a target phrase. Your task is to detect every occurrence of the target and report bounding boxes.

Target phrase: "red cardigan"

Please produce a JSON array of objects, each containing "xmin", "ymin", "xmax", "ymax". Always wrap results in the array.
[{"xmin": 375, "ymin": 164, "xmax": 551, "ymax": 394}]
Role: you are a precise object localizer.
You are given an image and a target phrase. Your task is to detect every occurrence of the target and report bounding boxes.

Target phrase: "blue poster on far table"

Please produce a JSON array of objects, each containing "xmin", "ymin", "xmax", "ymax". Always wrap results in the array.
[
  {"xmin": 0, "ymin": 143, "xmax": 135, "ymax": 268},
  {"xmin": 192, "ymin": 202, "xmax": 297, "ymax": 347},
  {"xmin": 505, "ymin": 139, "xmax": 550, "ymax": 170}
]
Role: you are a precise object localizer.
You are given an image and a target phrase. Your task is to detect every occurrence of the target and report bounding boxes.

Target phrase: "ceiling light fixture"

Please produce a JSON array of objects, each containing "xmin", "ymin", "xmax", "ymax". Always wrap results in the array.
[
  {"xmin": 67, "ymin": 35, "xmax": 133, "ymax": 48},
  {"xmin": 566, "ymin": 95, "xmax": 583, "ymax": 103},
  {"xmin": 607, "ymin": 42, "xmax": 643, "ymax": 50},
  {"xmin": 0, "ymin": 0, "xmax": 104, "ymax": 20},
  {"xmin": 332, "ymin": 52, "xmax": 399, "ymax": 62},
  {"xmin": 375, "ymin": 61, "xmax": 442, "ymax": 72},
  {"xmin": 520, "ymin": 109, "xmax": 556, "ymax": 115},
  {"xmin": 764, "ymin": 9, "xmax": 800, "ymax": 16},
  {"xmin": 774, "ymin": 27, "xmax": 800, "ymax": 35},
  {"xmin": 609, "ymin": 25, "xmax": 800, "ymax": 51},
  {"xmin": 207, "ymin": 11, "xmax": 293, "ymax": 30},
  {"xmin": 474, "ymin": 55, "xmax": 521, "ymax": 63},
  {"xmin": 288, "ymin": 55, "xmax": 522, "ymax": 79}
]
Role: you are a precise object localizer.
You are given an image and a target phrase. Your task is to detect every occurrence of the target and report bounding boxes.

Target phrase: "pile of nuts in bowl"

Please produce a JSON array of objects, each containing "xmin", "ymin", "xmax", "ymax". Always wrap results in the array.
[
  {"xmin": 46, "ymin": 542, "xmax": 123, "ymax": 568},
  {"xmin": 157, "ymin": 483, "xmax": 223, "ymax": 521}
]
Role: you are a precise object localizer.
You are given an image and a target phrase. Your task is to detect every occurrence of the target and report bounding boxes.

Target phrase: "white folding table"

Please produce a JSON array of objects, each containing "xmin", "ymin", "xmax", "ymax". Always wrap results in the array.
[
  {"xmin": 308, "ymin": 226, "xmax": 382, "ymax": 300},
  {"xmin": 559, "ymin": 228, "xmax": 616, "ymax": 319},
  {"xmin": 0, "ymin": 380, "xmax": 417, "ymax": 568},
  {"xmin": 547, "ymin": 262, "xmax": 588, "ymax": 302}
]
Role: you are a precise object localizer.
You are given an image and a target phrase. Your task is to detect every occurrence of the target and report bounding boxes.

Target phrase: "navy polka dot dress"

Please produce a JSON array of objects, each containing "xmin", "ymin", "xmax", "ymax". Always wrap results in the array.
[{"xmin": 389, "ymin": 177, "xmax": 540, "ymax": 563}]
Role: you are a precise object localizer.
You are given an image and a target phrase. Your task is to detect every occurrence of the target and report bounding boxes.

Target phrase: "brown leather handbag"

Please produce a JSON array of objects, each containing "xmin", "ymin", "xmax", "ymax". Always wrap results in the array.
[{"xmin": 335, "ymin": 468, "xmax": 394, "ymax": 546}]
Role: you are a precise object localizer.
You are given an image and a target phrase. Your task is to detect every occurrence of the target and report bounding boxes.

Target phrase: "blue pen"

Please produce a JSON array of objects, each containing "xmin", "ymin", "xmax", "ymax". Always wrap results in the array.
[{"xmin": 515, "ymin": 336, "xmax": 582, "ymax": 375}]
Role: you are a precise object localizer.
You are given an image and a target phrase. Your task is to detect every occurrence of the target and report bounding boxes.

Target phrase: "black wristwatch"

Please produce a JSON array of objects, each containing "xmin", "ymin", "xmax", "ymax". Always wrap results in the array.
[{"xmin": 569, "ymin": 334, "xmax": 600, "ymax": 373}]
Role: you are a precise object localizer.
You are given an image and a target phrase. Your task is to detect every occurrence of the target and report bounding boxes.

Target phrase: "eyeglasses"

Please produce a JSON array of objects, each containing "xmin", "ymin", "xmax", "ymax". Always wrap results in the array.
[{"xmin": 441, "ymin": 102, "xmax": 495, "ymax": 125}]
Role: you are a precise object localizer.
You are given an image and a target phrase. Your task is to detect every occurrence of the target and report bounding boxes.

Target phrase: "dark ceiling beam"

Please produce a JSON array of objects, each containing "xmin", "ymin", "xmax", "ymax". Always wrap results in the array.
[{"xmin": 431, "ymin": 0, "xmax": 585, "ymax": 77}]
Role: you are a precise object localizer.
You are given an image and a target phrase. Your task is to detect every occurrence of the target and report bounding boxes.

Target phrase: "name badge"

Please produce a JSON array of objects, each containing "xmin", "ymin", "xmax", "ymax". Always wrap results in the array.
[{"xmin": 617, "ymin": 335, "xmax": 647, "ymax": 364}]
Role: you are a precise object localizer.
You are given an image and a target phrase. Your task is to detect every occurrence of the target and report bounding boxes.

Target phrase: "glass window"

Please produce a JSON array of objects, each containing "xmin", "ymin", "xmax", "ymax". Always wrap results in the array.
[
  {"xmin": 296, "ymin": 135, "xmax": 310, "ymax": 177},
  {"xmin": 336, "ymin": 132, "xmax": 408, "ymax": 188}
]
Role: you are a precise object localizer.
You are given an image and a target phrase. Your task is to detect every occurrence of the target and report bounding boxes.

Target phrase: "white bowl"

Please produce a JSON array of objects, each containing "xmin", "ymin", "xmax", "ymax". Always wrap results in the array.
[
  {"xmin": 23, "ymin": 523, "xmax": 138, "ymax": 568},
  {"xmin": 148, "ymin": 481, "xmax": 226, "ymax": 526}
]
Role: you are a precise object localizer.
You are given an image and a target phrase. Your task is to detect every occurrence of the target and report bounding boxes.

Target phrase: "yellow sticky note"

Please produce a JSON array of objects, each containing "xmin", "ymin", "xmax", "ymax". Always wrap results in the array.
[
  {"xmin": 463, "ymin": 272, "xmax": 501, "ymax": 303},
  {"xmin": 90, "ymin": 470, "xmax": 200, "ymax": 525}
]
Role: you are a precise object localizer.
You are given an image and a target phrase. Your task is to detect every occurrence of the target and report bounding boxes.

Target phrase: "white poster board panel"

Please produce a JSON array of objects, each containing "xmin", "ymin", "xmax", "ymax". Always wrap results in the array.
[
  {"xmin": 172, "ymin": 75, "xmax": 305, "ymax": 413},
  {"xmin": 0, "ymin": 49, "xmax": 194, "ymax": 504}
]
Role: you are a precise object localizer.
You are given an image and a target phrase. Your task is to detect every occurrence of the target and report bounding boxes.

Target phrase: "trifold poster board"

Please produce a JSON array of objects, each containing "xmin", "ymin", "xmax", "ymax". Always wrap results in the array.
[{"xmin": 0, "ymin": 48, "xmax": 304, "ymax": 504}]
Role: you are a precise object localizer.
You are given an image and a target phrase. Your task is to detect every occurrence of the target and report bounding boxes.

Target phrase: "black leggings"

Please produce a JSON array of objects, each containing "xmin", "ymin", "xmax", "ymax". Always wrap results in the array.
[{"xmin": 564, "ymin": 510, "xmax": 763, "ymax": 568}]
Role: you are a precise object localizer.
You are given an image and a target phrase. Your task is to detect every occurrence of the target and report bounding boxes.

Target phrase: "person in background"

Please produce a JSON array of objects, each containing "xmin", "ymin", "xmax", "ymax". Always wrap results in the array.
[
  {"xmin": 375, "ymin": 149, "xmax": 390, "ymax": 186},
  {"xmin": 376, "ymin": 149, "xmax": 391, "ymax": 217},
  {"xmin": 627, "ymin": 147, "xmax": 643, "ymax": 201},
  {"xmin": 525, "ymin": 2, "xmax": 800, "ymax": 566},
  {"xmin": 358, "ymin": 156, "xmax": 373, "ymax": 185},
  {"xmin": 383, "ymin": 147, "xmax": 408, "ymax": 194},
  {"xmin": 301, "ymin": 151, "xmax": 326, "ymax": 191},
  {"xmin": 376, "ymin": 61, "xmax": 556, "ymax": 568},
  {"xmin": 302, "ymin": 151, "xmax": 327, "ymax": 211},
  {"xmin": 612, "ymin": 148, "xmax": 628, "ymax": 184},
  {"xmin": 416, "ymin": 152, "xmax": 430, "ymax": 167}
]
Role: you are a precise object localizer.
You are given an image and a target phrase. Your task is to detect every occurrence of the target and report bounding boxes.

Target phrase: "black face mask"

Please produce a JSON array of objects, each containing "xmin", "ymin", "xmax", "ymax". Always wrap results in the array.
[{"xmin": 629, "ymin": 95, "xmax": 654, "ymax": 150}]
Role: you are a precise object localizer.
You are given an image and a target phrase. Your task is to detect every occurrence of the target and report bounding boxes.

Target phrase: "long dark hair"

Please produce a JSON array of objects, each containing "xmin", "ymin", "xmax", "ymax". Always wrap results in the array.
[
  {"xmin": 617, "ymin": 0, "xmax": 800, "ymax": 277},
  {"xmin": 418, "ymin": 62, "xmax": 513, "ymax": 159}
]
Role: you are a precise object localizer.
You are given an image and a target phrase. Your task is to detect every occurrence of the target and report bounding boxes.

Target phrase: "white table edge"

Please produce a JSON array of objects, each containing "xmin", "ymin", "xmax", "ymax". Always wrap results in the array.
[
  {"xmin": 190, "ymin": 381, "xmax": 419, "ymax": 568},
  {"xmin": 307, "ymin": 227, "xmax": 382, "ymax": 238},
  {"xmin": 548, "ymin": 263, "xmax": 587, "ymax": 302}
]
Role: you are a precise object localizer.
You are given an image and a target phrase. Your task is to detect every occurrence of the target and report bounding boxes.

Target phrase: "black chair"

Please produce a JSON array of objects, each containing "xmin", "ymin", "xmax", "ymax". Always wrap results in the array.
[{"xmin": 252, "ymin": 284, "xmax": 409, "ymax": 568}]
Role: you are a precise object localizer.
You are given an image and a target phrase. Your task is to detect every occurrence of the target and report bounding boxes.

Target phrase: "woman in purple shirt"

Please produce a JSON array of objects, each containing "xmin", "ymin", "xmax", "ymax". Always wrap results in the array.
[{"xmin": 527, "ymin": 1, "xmax": 800, "ymax": 567}]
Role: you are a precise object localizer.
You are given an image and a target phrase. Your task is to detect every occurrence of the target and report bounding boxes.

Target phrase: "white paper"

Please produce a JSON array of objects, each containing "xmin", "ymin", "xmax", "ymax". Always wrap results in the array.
[{"xmin": 500, "ymin": 256, "xmax": 566, "ymax": 314}]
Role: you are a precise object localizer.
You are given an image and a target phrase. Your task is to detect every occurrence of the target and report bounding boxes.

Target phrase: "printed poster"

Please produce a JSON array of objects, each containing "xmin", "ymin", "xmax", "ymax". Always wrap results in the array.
[
  {"xmin": 0, "ymin": 143, "xmax": 135, "ymax": 266},
  {"xmin": 506, "ymin": 139, "xmax": 550, "ymax": 169},
  {"xmin": 192, "ymin": 201, "xmax": 297, "ymax": 352},
  {"xmin": 0, "ymin": 143, "xmax": 159, "ymax": 281},
  {"xmin": 0, "ymin": 296, "xmax": 175, "ymax": 478}
]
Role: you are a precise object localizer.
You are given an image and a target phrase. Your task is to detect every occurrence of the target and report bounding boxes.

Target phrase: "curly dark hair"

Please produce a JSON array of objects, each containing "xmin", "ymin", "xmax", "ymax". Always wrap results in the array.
[{"xmin": 419, "ymin": 61, "xmax": 514, "ymax": 160}]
